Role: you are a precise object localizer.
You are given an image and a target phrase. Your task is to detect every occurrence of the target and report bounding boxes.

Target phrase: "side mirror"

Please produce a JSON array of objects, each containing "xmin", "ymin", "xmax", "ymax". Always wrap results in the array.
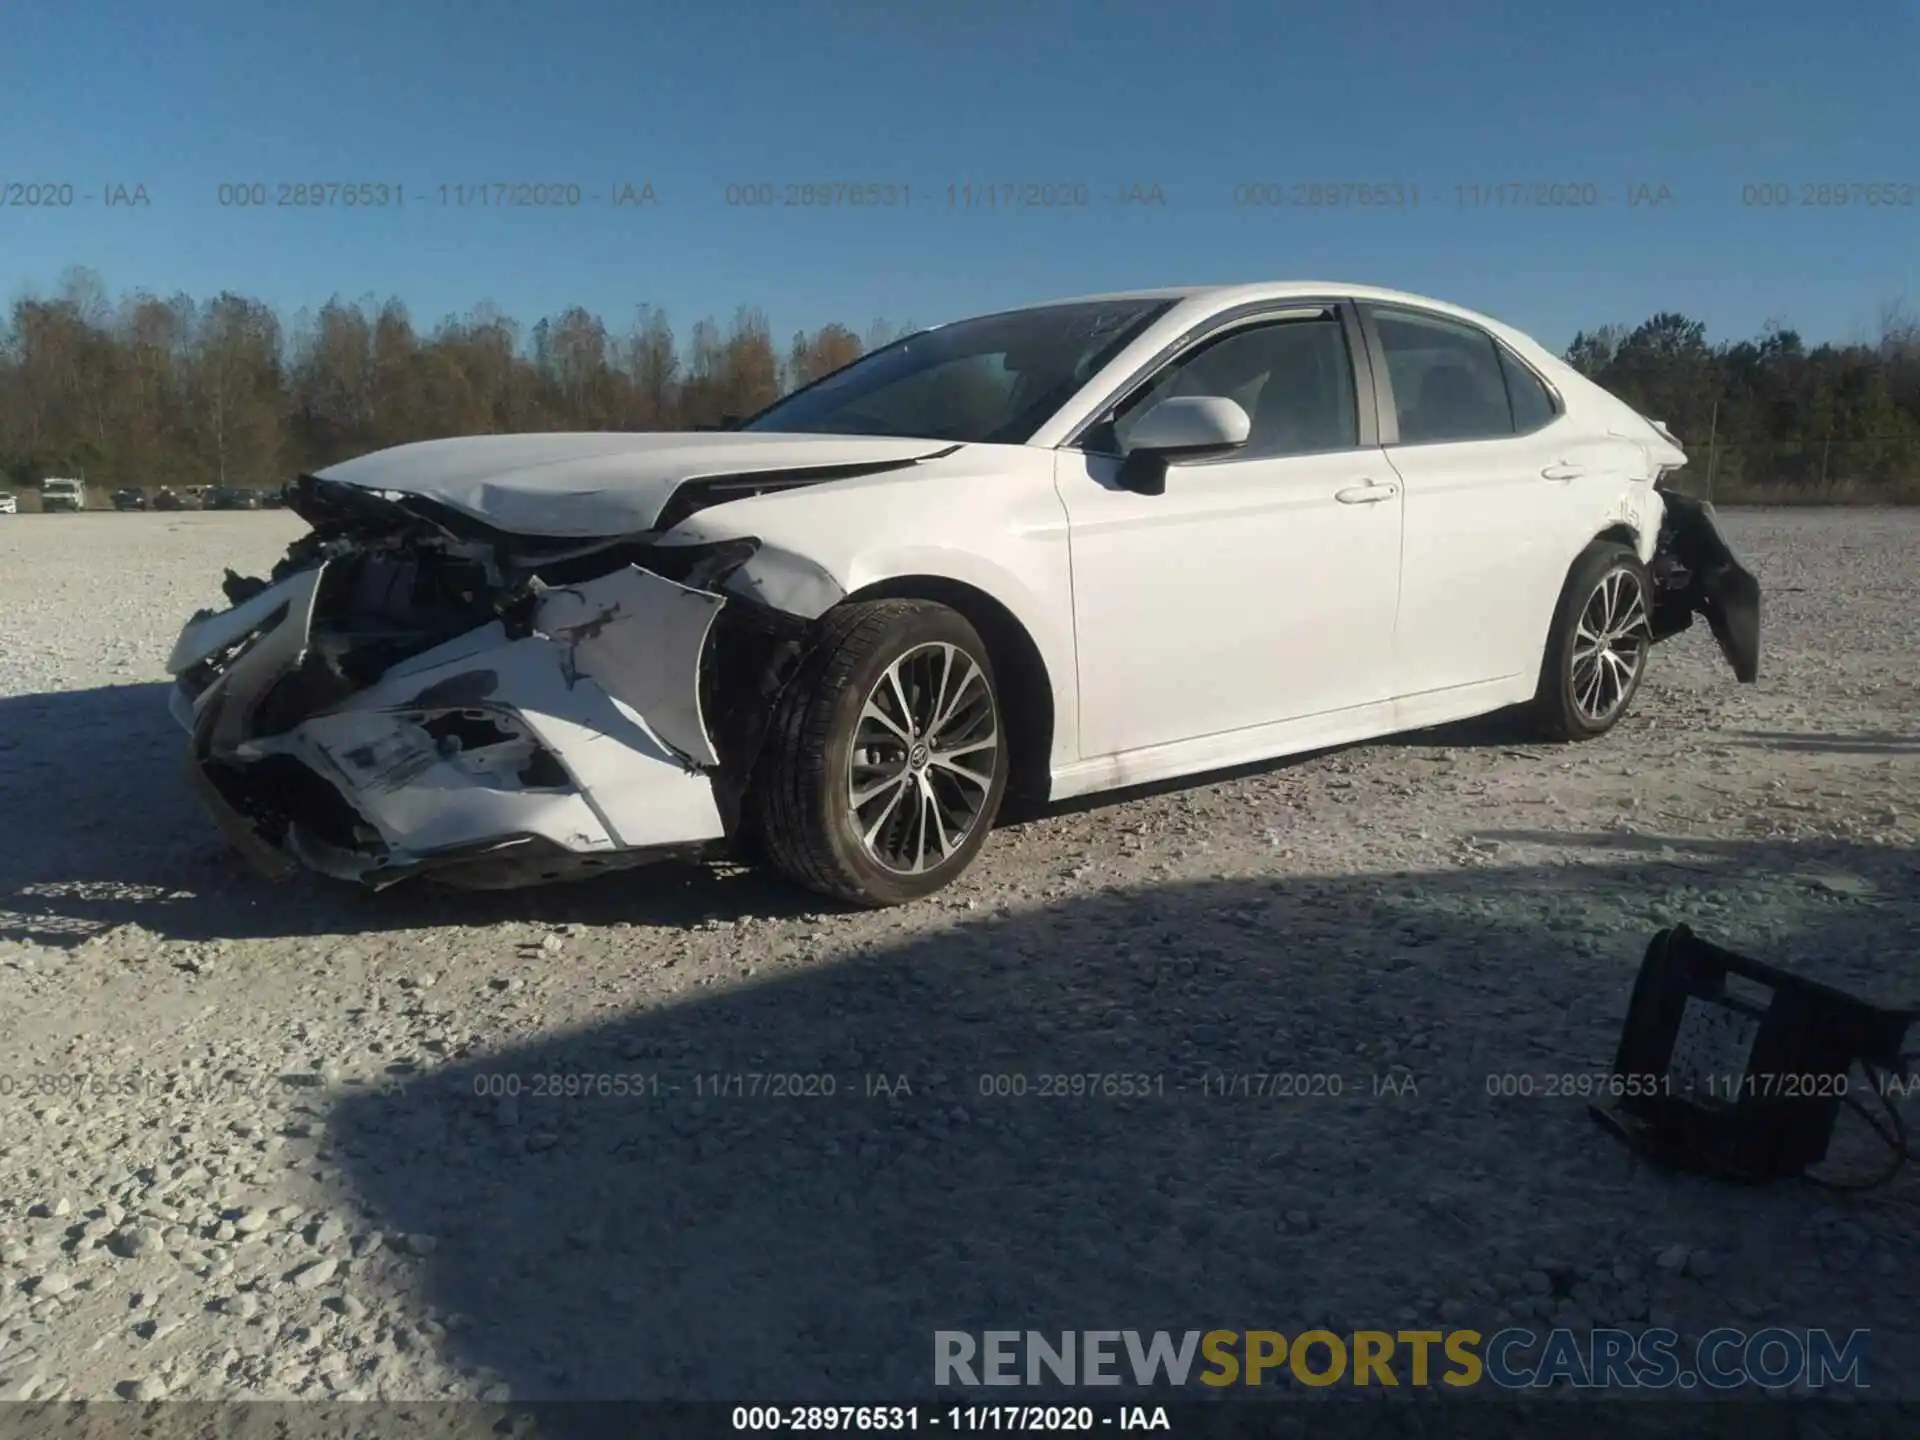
[{"xmin": 1117, "ymin": 396, "xmax": 1251, "ymax": 495}]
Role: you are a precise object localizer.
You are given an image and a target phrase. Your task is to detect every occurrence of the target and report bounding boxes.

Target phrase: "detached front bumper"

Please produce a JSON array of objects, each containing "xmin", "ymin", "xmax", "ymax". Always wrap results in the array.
[{"xmin": 168, "ymin": 562, "xmax": 733, "ymax": 888}]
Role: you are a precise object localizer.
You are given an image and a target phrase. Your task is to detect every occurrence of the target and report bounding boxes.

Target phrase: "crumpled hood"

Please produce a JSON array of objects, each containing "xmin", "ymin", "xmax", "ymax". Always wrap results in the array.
[{"xmin": 310, "ymin": 431, "xmax": 954, "ymax": 538}]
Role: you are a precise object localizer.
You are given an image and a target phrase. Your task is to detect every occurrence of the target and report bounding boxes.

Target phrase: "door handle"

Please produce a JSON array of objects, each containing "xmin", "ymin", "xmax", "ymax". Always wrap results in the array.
[
  {"xmin": 1335, "ymin": 480, "xmax": 1399, "ymax": 504},
  {"xmin": 1541, "ymin": 463, "xmax": 1586, "ymax": 481}
]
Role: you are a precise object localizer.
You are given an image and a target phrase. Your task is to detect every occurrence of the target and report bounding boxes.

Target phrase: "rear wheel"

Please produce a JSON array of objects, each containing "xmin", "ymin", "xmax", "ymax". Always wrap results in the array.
[
  {"xmin": 752, "ymin": 600, "xmax": 1008, "ymax": 906},
  {"xmin": 1530, "ymin": 540, "xmax": 1654, "ymax": 741}
]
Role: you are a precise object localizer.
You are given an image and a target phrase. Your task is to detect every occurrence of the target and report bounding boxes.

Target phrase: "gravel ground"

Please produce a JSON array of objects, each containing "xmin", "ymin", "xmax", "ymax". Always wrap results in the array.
[{"xmin": 0, "ymin": 509, "xmax": 1917, "ymax": 1416}]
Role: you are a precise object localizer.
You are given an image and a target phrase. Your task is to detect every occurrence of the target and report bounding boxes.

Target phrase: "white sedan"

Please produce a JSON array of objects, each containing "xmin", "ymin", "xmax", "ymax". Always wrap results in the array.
[{"xmin": 167, "ymin": 282, "xmax": 1759, "ymax": 906}]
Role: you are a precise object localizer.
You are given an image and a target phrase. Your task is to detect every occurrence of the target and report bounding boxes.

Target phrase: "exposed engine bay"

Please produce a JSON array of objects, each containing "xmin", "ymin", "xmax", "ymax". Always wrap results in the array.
[{"xmin": 170, "ymin": 473, "xmax": 825, "ymax": 889}]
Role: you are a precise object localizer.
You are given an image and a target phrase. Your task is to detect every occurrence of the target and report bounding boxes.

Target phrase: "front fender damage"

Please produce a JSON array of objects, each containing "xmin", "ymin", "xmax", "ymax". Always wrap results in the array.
[{"xmin": 169, "ymin": 491, "xmax": 827, "ymax": 889}]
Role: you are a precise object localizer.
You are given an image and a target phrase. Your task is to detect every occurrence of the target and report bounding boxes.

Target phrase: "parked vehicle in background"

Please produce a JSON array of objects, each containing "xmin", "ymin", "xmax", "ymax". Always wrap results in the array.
[
  {"xmin": 111, "ymin": 487, "xmax": 148, "ymax": 511},
  {"xmin": 0, "ymin": 491, "xmax": 17, "ymax": 515},
  {"xmin": 258, "ymin": 487, "xmax": 287, "ymax": 509},
  {"xmin": 152, "ymin": 487, "xmax": 195, "ymax": 511},
  {"xmin": 40, "ymin": 478, "xmax": 87, "ymax": 512},
  {"xmin": 206, "ymin": 486, "xmax": 263, "ymax": 510}
]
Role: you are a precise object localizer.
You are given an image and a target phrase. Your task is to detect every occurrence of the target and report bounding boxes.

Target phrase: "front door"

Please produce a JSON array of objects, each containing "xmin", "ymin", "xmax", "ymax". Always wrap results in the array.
[{"xmin": 1056, "ymin": 305, "xmax": 1403, "ymax": 759}]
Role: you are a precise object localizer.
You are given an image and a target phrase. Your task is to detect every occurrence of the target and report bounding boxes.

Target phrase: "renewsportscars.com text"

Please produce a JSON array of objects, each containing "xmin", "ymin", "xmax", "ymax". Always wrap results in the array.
[{"xmin": 934, "ymin": 1327, "xmax": 1870, "ymax": 1390}]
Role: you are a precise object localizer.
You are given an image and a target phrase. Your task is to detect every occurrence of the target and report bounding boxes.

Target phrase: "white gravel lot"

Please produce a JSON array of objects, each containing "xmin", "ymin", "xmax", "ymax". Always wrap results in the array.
[{"xmin": 0, "ymin": 509, "xmax": 1917, "ymax": 1416}]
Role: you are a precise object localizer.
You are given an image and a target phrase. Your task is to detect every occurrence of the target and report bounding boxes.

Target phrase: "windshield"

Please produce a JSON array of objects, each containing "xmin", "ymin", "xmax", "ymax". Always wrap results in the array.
[{"xmin": 739, "ymin": 298, "xmax": 1176, "ymax": 444}]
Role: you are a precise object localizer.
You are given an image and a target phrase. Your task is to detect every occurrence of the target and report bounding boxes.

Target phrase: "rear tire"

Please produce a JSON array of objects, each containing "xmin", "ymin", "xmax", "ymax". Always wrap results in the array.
[
  {"xmin": 751, "ymin": 600, "xmax": 1008, "ymax": 906},
  {"xmin": 1529, "ymin": 540, "xmax": 1654, "ymax": 742}
]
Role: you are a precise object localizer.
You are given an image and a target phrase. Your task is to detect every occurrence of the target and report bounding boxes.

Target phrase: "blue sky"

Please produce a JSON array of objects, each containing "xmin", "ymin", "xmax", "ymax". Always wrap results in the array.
[{"xmin": 4, "ymin": 0, "xmax": 1916, "ymax": 353}]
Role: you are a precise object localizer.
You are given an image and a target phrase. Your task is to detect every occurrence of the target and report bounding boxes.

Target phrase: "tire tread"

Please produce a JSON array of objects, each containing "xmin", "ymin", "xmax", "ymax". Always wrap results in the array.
[{"xmin": 754, "ymin": 600, "xmax": 1000, "ymax": 906}]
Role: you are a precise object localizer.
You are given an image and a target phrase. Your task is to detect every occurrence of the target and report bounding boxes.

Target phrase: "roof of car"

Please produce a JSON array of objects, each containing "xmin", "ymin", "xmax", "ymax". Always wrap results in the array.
[
  {"xmin": 1022, "ymin": 280, "xmax": 1518, "ymax": 334},
  {"xmin": 1038, "ymin": 280, "xmax": 1449, "ymax": 304}
]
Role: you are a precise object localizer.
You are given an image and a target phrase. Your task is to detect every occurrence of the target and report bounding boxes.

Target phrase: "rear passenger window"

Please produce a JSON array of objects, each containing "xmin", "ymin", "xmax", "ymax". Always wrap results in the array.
[
  {"xmin": 1499, "ymin": 347, "xmax": 1558, "ymax": 432},
  {"xmin": 1367, "ymin": 306, "xmax": 1514, "ymax": 444}
]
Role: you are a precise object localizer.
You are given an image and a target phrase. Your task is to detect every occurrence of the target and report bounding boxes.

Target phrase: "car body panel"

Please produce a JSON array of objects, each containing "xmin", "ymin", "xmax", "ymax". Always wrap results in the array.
[
  {"xmin": 1056, "ymin": 444, "xmax": 1401, "ymax": 757},
  {"xmin": 531, "ymin": 564, "xmax": 727, "ymax": 768},
  {"xmin": 311, "ymin": 432, "xmax": 957, "ymax": 537},
  {"xmin": 170, "ymin": 561, "xmax": 727, "ymax": 885},
  {"xmin": 656, "ymin": 443, "xmax": 1084, "ymax": 772},
  {"xmin": 164, "ymin": 279, "xmax": 1759, "ymax": 892}
]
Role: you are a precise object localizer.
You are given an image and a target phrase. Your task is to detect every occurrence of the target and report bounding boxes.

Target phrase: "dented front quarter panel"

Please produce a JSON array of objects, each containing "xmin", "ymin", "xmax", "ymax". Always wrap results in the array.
[
  {"xmin": 655, "ymin": 442, "xmax": 1084, "ymax": 770},
  {"xmin": 169, "ymin": 558, "xmax": 732, "ymax": 886}
]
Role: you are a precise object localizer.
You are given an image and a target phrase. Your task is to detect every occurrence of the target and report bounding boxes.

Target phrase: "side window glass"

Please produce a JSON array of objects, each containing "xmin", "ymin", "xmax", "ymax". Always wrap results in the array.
[
  {"xmin": 1499, "ymin": 347, "xmax": 1558, "ymax": 432},
  {"xmin": 1368, "ymin": 307, "xmax": 1515, "ymax": 444},
  {"xmin": 1111, "ymin": 317, "xmax": 1357, "ymax": 459}
]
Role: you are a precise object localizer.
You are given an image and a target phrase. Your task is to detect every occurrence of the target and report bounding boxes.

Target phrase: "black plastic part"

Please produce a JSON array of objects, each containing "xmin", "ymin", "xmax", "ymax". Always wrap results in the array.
[
  {"xmin": 1593, "ymin": 924, "xmax": 1916, "ymax": 1182},
  {"xmin": 651, "ymin": 456, "xmax": 941, "ymax": 534},
  {"xmin": 1650, "ymin": 487, "xmax": 1762, "ymax": 682},
  {"xmin": 1117, "ymin": 450, "xmax": 1169, "ymax": 495}
]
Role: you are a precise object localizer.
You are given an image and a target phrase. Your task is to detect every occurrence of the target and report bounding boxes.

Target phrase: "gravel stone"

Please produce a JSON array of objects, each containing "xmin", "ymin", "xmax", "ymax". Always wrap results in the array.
[
  {"xmin": 289, "ymin": 1259, "xmax": 338, "ymax": 1290},
  {"xmin": 106, "ymin": 1226, "xmax": 165, "ymax": 1260},
  {"xmin": 231, "ymin": 1208, "xmax": 271, "ymax": 1235}
]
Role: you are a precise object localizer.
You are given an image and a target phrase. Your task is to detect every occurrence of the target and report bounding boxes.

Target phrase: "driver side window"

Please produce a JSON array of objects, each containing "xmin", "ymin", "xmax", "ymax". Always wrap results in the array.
[{"xmin": 1109, "ymin": 316, "xmax": 1358, "ymax": 460}]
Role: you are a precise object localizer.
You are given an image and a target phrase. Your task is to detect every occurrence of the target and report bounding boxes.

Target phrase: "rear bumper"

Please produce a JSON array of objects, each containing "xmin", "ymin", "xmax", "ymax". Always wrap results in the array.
[
  {"xmin": 1650, "ymin": 488, "xmax": 1761, "ymax": 683},
  {"xmin": 170, "ymin": 562, "xmax": 733, "ymax": 888}
]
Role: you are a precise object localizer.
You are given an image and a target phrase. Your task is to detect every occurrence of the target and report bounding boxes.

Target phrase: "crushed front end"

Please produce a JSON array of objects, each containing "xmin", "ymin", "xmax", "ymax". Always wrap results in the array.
[{"xmin": 168, "ymin": 476, "xmax": 807, "ymax": 889}]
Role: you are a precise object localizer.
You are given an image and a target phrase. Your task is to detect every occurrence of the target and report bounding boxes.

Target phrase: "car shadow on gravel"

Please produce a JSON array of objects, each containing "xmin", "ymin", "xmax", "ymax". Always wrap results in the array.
[
  {"xmin": 1725, "ymin": 730, "xmax": 1920, "ymax": 756},
  {"xmin": 1002, "ymin": 711, "xmax": 1541, "ymax": 828},
  {"xmin": 1371, "ymin": 708, "xmax": 1542, "ymax": 750},
  {"xmin": 0, "ymin": 684, "xmax": 830, "ymax": 949},
  {"xmin": 0, "ymin": 682, "xmax": 1562, "ymax": 950},
  {"xmin": 325, "ymin": 837, "xmax": 1920, "ymax": 1408}
]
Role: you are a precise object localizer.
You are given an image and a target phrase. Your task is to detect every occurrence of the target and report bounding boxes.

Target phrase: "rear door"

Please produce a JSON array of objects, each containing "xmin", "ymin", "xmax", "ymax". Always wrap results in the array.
[{"xmin": 1359, "ymin": 303, "xmax": 1576, "ymax": 698}]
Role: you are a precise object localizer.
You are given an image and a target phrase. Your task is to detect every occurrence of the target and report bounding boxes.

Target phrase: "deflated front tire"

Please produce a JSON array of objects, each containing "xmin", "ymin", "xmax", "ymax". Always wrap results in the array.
[{"xmin": 752, "ymin": 600, "xmax": 1009, "ymax": 906}]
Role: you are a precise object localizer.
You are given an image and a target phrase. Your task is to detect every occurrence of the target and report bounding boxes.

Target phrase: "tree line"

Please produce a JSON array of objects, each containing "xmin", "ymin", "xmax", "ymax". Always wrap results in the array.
[
  {"xmin": 2, "ymin": 267, "xmax": 1916, "ymax": 501},
  {"xmin": 1566, "ymin": 305, "xmax": 1920, "ymax": 501}
]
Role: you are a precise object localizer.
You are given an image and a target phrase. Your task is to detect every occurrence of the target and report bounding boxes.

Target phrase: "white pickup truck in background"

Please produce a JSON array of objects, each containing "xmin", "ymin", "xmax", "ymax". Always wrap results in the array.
[{"xmin": 40, "ymin": 478, "xmax": 87, "ymax": 512}]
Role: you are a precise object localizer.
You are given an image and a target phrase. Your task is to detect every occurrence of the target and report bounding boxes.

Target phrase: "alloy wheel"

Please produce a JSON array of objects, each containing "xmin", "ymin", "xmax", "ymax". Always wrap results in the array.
[
  {"xmin": 846, "ymin": 642, "xmax": 1000, "ymax": 874},
  {"xmin": 1570, "ymin": 566, "xmax": 1651, "ymax": 724}
]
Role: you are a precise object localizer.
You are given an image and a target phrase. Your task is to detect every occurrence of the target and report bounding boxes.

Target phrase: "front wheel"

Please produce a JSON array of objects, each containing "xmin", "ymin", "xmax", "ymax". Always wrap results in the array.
[
  {"xmin": 1529, "ymin": 541, "xmax": 1654, "ymax": 741},
  {"xmin": 752, "ymin": 600, "xmax": 1008, "ymax": 906}
]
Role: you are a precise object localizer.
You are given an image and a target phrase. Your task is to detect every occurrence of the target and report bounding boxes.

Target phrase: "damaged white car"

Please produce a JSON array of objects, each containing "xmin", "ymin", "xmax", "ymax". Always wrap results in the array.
[{"xmin": 168, "ymin": 282, "xmax": 1760, "ymax": 906}]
